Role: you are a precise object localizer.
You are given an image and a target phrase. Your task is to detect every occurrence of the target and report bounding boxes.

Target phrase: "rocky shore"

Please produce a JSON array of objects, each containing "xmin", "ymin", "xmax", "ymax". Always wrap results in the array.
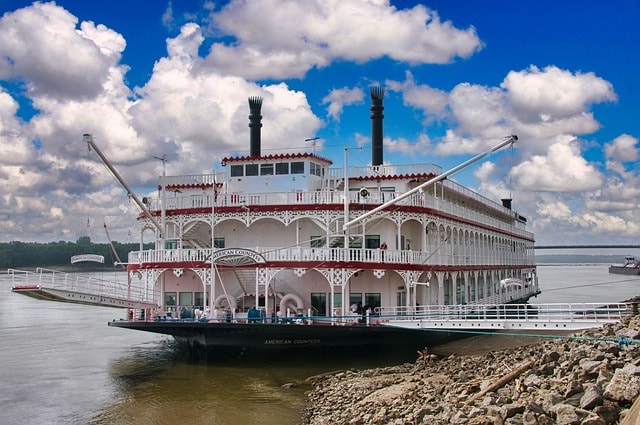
[{"xmin": 303, "ymin": 313, "xmax": 640, "ymax": 424}]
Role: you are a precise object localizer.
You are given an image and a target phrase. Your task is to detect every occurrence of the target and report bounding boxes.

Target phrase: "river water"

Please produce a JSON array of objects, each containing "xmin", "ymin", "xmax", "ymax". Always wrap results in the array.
[{"xmin": 2, "ymin": 262, "xmax": 640, "ymax": 424}]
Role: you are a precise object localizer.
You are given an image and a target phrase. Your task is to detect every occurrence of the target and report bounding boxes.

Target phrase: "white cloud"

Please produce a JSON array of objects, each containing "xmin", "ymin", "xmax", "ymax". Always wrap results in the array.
[
  {"xmin": 0, "ymin": 2, "xmax": 124, "ymax": 99},
  {"xmin": 205, "ymin": 0, "xmax": 482, "ymax": 79},
  {"xmin": 321, "ymin": 87, "xmax": 365, "ymax": 121},
  {"xmin": 131, "ymin": 25, "xmax": 323, "ymax": 169},
  {"xmin": 502, "ymin": 65, "xmax": 617, "ymax": 122},
  {"xmin": 604, "ymin": 134, "xmax": 639, "ymax": 162},
  {"xmin": 511, "ymin": 140, "xmax": 604, "ymax": 192},
  {"xmin": 387, "ymin": 66, "xmax": 618, "ymax": 157},
  {"xmin": 162, "ymin": 2, "xmax": 175, "ymax": 29},
  {"xmin": 474, "ymin": 161, "xmax": 496, "ymax": 183},
  {"xmin": 0, "ymin": 89, "xmax": 33, "ymax": 165},
  {"xmin": 386, "ymin": 71, "xmax": 448, "ymax": 122}
]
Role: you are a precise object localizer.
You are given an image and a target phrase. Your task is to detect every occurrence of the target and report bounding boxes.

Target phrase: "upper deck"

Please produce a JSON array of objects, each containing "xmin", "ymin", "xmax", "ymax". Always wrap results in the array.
[{"xmin": 153, "ymin": 160, "xmax": 531, "ymax": 240}]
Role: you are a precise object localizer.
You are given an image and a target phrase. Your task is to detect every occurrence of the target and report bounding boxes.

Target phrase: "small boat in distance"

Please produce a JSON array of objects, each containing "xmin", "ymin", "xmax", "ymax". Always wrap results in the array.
[{"xmin": 609, "ymin": 256, "xmax": 640, "ymax": 275}]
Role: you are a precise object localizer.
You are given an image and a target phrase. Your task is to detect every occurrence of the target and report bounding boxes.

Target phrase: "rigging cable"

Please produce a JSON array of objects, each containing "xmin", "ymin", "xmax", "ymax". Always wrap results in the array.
[{"xmin": 104, "ymin": 222, "xmax": 125, "ymax": 269}]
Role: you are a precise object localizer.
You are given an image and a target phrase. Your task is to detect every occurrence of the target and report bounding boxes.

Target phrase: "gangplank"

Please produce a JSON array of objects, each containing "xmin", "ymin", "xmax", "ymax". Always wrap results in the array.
[
  {"xmin": 382, "ymin": 303, "xmax": 631, "ymax": 332},
  {"xmin": 8, "ymin": 268, "xmax": 158, "ymax": 310}
]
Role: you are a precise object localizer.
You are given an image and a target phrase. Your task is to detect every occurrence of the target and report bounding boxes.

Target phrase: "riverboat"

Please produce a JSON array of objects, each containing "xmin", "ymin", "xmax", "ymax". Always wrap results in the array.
[
  {"xmin": 12, "ymin": 87, "xmax": 540, "ymax": 360},
  {"xmin": 609, "ymin": 256, "xmax": 640, "ymax": 275}
]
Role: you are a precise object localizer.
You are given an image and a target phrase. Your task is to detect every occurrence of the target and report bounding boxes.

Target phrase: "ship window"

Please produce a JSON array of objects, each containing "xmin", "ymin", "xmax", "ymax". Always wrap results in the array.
[
  {"xmin": 260, "ymin": 163, "xmax": 274, "ymax": 175},
  {"xmin": 396, "ymin": 291, "xmax": 406, "ymax": 307},
  {"xmin": 380, "ymin": 187, "xmax": 396, "ymax": 202},
  {"xmin": 164, "ymin": 292, "xmax": 177, "ymax": 306},
  {"xmin": 275, "ymin": 162, "xmax": 289, "ymax": 175},
  {"xmin": 310, "ymin": 162, "xmax": 322, "ymax": 176},
  {"xmin": 349, "ymin": 293, "xmax": 362, "ymax": 310},
  {"xmin": 364, "ymin": 293, "xmax": 381, "ymax": 310},
  {"xmin": 291, "ymin": 161, "xmax": 304, "ymax": 174},
  {"xmin": 230, "ymin": 165, "xmax": 243, "ymax": 177},
  {"xmin": 311, "ymin": 293, "xmax": 327, "ymax": 316},
  {"xmin": 365, "ymin": 235, "xmax": 380, "ymax": 249},
  {"xmin": 245, "ymin": 164, "xmax": 258, "ymax": 176},
  {"xmin": 332, "ymin": 293, "xmax": 342, "ymax": 309},
  {"xmin": 214, "ymin": 238, "xmax": 225, "ymax": 248},
  {"xmin": 310, "ymin": 236, "xmax": 325, "ymax": 248},
  {"xmin": 194, "ymin": 292, "xmax": 205, "ymax": 308},
  {"xmin": 179, "ymin": 292, "xmax": 193, "ymax": 306}
]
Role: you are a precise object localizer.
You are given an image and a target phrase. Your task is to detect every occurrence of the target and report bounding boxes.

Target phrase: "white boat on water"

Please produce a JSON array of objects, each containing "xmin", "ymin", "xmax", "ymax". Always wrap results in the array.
[
  {"xmin": 609, "ymin": 256, "xmax": 640, "ymax": 275},
  {"xmin": 12, "ymin": 87, "xmax": 542, "ymax": 360}
]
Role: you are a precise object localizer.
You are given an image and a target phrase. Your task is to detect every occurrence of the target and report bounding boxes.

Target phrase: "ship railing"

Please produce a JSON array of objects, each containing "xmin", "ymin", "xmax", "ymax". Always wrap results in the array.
[
  {"xmin": 157, "ymin": 303, "xmax": 630, "ymax": 327},
  {"xmin": 377, "ymin": 302, "xmax": 630, "ymax": 324},
  {"xmin": 326, "ymin": 163, "xmax": 444, "ymax": 179},
  {"xmin": 130, "ymin": 248, "xmax": 213, "ymax": 264},
  {"xmin": 164, "ymin": 173, "xmax": 216, "ymax": 187},
  {"xmin": 128, "ymin": 246, "xmax": 537, "ymax": 268},
  {"xmin": 151, "ymin": 189, "xmax": 533, "ymax": 240},
  {"xmin": 8, "ymin": 268, "xmax": 157, "ymax": 304}
]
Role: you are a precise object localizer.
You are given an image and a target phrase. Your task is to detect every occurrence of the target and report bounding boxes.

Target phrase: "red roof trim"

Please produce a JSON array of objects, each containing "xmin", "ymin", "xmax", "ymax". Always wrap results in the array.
[
  {"xmin": 128, "ymin": 261, "xmax": 533, "ymax": 273},
  {"xmin": 351, "ymin": 173, "xmax": 439, "ymax": 182},
  {"xmin": 221, "ymin": 152, "xmax": 332, "ymax": 165},
  {"xmin": 162, "ymin": 183, "xmax": 217, "ymax": 190}
]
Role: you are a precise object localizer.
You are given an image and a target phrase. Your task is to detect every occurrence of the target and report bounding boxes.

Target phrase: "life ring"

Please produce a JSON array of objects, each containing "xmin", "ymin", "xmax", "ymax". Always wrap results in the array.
[
  {"xmin": 213, "ymin": 294, "xmax": 238, "ymax": 310},
  {"xmin": 279, "ymin": 293, "xmax": 304, "ymax": 314}
]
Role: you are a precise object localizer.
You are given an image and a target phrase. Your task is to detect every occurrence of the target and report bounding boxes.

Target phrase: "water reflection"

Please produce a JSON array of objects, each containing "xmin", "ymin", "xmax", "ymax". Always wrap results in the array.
[
  {"xmin": 96, "ymin": 341, "xmax": 308, "ymax": 425},
  {"xmin": 95, "ymin": 338, "xmax": 417, "ymax": 425}
]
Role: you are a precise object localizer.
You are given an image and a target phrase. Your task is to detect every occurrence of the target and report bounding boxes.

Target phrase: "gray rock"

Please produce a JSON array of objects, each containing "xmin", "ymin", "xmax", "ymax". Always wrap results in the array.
[
  {"xmin": 603, "ymin": 368, "xmax": 640, "ymax": 403},
  {"xmin": 579, "ymin": 384, "xmax": 603, "ymax": 410}
]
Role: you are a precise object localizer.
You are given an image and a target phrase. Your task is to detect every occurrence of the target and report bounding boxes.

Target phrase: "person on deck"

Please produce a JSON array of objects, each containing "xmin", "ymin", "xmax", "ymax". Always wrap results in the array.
[
  {"xmin": 248, "ymin": 306, "xmax": 260, "ymax": 323},
  {"xmin": 380, "ymin": 241, "xmax": 387, "ymax": 261}
]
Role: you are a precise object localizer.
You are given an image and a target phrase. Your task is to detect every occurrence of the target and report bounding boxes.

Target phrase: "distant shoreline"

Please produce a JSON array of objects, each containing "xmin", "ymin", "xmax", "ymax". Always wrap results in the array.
[{"xmin": 535, "ymin": 254, "xmax": 631, "ymax": 264}]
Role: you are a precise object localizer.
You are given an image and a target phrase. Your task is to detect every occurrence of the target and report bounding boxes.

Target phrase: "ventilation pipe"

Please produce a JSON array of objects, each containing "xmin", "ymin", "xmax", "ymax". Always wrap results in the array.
[
  {"xmin": 370, "ymin": 86, "xmax": 384, "ymax": 166},
  {"xmin": 248, "ymin": 96, "xmax": 263, "ymax": 157}
]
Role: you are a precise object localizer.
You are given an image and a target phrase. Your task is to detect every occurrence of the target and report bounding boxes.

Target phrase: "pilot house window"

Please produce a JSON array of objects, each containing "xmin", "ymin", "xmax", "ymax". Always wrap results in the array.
[
  {"xmin": 245, "ymin": 164, "xmax": 259, "ymax": 176},
  {"xmin": 260, "ymin": 163, "xmax": 274, "ymax": 175},
  {"xmin": 276, "ymin": 163, "xmax": 289, "ymax": 175},
  {"xmin": 230, "ymin": 165, "xmax": 243, "ymax": 177},
  {"xmin": 291, "ymin": 161, "xmax": 304, "ymax": 174},
  {"xmin": 310, "ymin": 162, "xmax": 322, "ymax": 176}
]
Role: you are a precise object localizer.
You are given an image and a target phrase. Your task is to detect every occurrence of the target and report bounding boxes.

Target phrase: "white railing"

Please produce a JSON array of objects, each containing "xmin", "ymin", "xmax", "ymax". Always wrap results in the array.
[
  {"xmin": 164, "ymin": 173, "xmax": 216, "ymax": 187},
  {"xmin": 379, "ymin": 303, "xmax": 630, "ymax": 324},
  {"xmin": 9, "ymin": 268, "xmax": 157, "ymax": 305},
  {"xmin": 128, "ymin": 246, "xmax": 537, "ymax": 268},
  {"xmin": 152, "ymin": 190, "xmax": 533, "ymax": 240}
]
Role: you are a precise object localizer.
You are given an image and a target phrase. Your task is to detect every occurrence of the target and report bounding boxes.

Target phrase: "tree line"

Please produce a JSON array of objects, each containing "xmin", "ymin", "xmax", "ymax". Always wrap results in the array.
[{"xmin": 0, "ymin": 236, "xmax": 152, "ymax": 269}]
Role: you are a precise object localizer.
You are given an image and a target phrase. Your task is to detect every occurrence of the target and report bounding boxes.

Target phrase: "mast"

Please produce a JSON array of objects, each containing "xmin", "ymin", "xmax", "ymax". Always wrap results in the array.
[
  {"xmin": 83, "ymin": 134, "xmax": 164, "ymax": 236},
  {"xmin": 343, "ymin": 135, "xmax": 518, "ymax": 230}
]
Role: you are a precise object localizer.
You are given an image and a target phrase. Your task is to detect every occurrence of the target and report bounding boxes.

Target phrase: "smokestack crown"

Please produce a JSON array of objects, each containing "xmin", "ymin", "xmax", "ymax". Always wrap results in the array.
[{"xmin": 248, "ymin": 96, "xmax": 263, "ymax": 157}]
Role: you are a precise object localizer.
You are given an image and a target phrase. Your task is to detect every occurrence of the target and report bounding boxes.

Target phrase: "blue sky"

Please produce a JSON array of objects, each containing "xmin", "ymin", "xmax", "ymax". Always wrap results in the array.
[{"xmin": 0, "ymin": 0, "xmax": 638, "ymax": 245}]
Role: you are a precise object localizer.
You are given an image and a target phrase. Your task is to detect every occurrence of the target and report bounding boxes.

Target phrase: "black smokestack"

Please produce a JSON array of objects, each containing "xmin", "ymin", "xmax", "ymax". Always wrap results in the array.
[
  {"xmin": 370, "ymin": 86, "xmax": 384, "ymax": 166},
  {"xmin": 248, "ymin": 96, "xmax": 263, "ymax": 157}
]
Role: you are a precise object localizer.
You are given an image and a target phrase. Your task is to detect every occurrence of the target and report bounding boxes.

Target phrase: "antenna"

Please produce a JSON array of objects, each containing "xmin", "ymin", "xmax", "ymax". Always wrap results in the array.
[{"xmin": 305, "ymin": 137, "xmax": 320, "ymax": 154}]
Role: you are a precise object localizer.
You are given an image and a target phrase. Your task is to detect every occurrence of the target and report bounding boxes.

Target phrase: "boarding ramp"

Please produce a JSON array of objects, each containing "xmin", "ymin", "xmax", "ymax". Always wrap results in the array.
[
  {"xmin": 9, "ymin": 268, "xmax": 158, "ymax": 310},
  {"xmin": 383, "ymin": 303, "xmax": 631, "ymax": 332}
]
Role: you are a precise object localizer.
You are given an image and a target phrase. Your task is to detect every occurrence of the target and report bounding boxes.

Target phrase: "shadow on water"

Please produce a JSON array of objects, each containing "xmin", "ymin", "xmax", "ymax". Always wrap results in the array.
[{"xmin": 92, "ymin": 339, "xmax": 419, "ymax": 425}]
